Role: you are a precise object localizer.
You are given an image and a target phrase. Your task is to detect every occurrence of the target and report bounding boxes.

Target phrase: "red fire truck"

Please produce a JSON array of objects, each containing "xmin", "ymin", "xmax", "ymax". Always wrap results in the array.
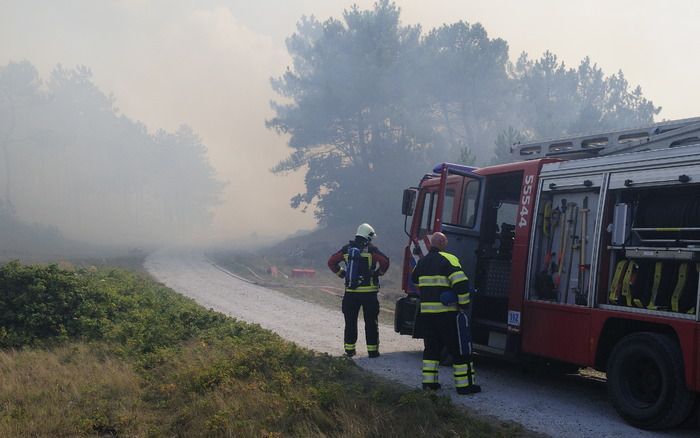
[{"xmin": 394, "ymin": 118, "xmax": 700, "ymax": 429}]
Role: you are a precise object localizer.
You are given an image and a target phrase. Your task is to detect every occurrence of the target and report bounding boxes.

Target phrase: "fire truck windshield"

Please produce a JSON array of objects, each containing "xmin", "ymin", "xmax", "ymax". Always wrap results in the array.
[
  {"xmin": 457, "ymin": 180, "xmax": 480, "ymax": 228},
  {"xmin": 418, "ymin": 189, "xmax": 455, "ymax": 237}
]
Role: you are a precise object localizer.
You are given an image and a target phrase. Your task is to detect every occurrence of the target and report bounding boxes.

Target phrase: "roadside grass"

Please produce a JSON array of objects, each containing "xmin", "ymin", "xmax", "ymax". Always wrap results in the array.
[
  {"xmin": 0, "ymin": 344, "xmax": 153, "ymax": 436},
  {"xmin": 0, "ymin": 261, "xmax": 530, "ymax": 437}
]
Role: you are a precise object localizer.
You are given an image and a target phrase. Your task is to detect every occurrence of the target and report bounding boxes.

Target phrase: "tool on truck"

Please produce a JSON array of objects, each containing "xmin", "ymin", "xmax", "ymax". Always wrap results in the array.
[{"xmin": 395, "ymin": 117, "xmax": 700, "ymax": 430}]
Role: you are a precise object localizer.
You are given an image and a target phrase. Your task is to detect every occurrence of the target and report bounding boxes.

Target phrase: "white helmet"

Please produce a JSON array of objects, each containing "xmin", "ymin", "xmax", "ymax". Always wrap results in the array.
[{"xmin": 356, "ymin": 223, "xmax": 376, "ymax": 241}]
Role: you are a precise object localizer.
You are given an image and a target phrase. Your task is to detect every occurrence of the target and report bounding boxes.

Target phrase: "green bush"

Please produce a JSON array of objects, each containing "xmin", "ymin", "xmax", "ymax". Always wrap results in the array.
[
  {"xmin": 0, "ymin": 261, "xmax": 105, "ymax": 347},
  {"xmin": 0, "ymin": 261, "xmax": 529, "ymax": 437},
  {"xmin": 0, "ymin": 261, "xmax": 247, "ymax": 352}
]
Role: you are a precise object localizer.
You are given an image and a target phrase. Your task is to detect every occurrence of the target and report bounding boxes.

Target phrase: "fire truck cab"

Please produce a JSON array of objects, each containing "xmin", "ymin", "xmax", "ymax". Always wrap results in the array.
[{"xmin": 395, "ymin": 118, "xmax": 700, "ymax": 429}]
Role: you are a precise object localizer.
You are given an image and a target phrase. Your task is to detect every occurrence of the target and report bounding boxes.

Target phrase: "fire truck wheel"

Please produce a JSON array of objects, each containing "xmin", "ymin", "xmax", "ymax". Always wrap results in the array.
[{"xmin": 607, "ymin": 332, "xmax": 695, "ymax": 430}]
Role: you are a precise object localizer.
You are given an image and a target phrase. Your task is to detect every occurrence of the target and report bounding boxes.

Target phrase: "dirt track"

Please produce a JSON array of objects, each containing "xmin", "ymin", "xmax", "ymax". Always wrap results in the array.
[{"xmin": 145, "ymin": 248, "xmax": 697, "ymax": 438}]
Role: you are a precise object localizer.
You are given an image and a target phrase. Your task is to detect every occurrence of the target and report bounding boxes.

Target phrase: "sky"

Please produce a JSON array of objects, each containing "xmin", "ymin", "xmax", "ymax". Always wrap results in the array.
[{"xmin": 1, "ymin": 0, "xmax": 699, "ymax": 243}]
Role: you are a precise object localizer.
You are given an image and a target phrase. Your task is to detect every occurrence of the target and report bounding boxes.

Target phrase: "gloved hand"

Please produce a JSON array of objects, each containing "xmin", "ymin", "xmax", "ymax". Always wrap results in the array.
[
  {"xmin": 440, "ymin": 291, "xmax": 458, "ymax": 306},
  {"xmin": 337, "ymin": 270, "xmax": 346, "ymax": 279}
]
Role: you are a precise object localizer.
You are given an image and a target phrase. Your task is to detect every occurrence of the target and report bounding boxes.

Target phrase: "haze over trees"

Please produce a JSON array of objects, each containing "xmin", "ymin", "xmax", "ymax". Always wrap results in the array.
[
  {"xmin": 268, "ymin": 0, "xmax": 660, "ymax": 238},
  {"xmin": 0, "ymin": 61, "xmax": 224, "ymax": 251}
]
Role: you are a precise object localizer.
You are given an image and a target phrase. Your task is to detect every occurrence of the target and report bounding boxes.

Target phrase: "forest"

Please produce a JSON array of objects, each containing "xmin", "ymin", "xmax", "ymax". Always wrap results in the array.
[{"xmin": 268, "ymin": 0, "xmax": 659, "ymax": 237}]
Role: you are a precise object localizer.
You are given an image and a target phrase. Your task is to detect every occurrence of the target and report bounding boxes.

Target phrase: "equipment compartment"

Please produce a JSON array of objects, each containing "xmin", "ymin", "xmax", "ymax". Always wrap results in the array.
[
  {"xmin": 529, "ymin": 180, "xmax": 600, "ymax": 305},
  {"xmin": 607, "ymin": 258, "xmax": 699, "ymax": 314},
  {"xmin": 603, "ymin": 183, "xmax": 700, "ymax": 317}
]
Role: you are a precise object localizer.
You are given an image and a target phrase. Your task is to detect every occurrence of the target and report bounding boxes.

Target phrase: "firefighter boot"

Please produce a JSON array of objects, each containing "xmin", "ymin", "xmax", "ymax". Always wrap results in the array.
[
  {"xmin": 345, "ymin": 343, "xmax": 356, "ymax": 357},
  {"xmin": 454, "ymin": 362, "xmax": 480, "ymax": 394},
  {"xmin": 367, "ymin": 344, "xmax": 379, "ymax": 358},
  {"xmin": 456, "ymin": 385, "xmax": 481, "ymax": 395},
  {"xmin": 422, "ymin": 382, "xmax": 441, "ymax": 391}
]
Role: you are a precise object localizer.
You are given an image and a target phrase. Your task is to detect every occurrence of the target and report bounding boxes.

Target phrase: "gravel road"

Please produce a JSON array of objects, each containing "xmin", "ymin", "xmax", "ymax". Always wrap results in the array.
[{"xmin": 145, "ymin": 249, "xmax": 697, "ymax": 438}]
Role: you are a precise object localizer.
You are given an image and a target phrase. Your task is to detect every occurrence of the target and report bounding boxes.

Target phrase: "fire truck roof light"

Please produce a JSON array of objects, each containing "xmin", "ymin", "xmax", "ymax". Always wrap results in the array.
[{"xmin": 432, "ymin": 163, "xmax": 478, "ymax": 174}]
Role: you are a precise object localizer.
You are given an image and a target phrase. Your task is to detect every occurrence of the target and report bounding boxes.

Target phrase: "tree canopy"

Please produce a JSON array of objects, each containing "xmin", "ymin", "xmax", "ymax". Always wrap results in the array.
[
  {"xmin": 0, "ymin": 61, "xmax": 224, "ymax": 246},
  {"xmin": 267, "ymin": 2, "xmax": 431, "ymax": 228},
  {"xmin": 268, "ymin": 1, "xmax": 660, "ymax": 233}
]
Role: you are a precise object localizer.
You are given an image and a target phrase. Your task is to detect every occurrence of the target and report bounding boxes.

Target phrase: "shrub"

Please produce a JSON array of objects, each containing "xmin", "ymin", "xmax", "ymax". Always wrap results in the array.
[
  {"xmin": 0, "ymin": 262, "xmax": 529, "ymax": 437},
  {"xmin": 0, "ymin": 261, "xmax": 238, "ymax": 351},
  {"xmin": 0, "ymin": 261, "xmax": 109, "ymax": 347}
]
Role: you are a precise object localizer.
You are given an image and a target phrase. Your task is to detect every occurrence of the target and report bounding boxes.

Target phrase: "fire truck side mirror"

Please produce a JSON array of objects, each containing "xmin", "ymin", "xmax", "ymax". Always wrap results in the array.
[{"xmin": 402, "ymin": 189, "xmax": 417, "ymax": 216}]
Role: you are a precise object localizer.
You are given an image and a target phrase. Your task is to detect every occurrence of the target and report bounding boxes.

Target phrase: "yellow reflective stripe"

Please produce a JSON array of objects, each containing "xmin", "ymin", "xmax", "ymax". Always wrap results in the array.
[
  {"xmin": 347, "ymin": 285, "xmax": 379, "ymax": 292},
  {"xmin": 422, "ymin": 360, "xmax": 439, "ymax": 370},
  {"xmin": 367, "ymin": 344, "xmax": 378, "ymax": 352},
  {"xmin": 417, "ymin": 275, "xmax": 450, "ymax": 287},
  {"xmin": 457, "ymin": 293, "xmax": 470, "ymax": 305},
  {"xmin": 448, "ymin": 271, "xmax": 466, "ymax": 281},
  {"xmin": 449, "ymin": 271, "xmax": 468, "ymax": 284},
  {"xmin": 453, "ymin": 364, "xmax": 468, "ymax": 374},
  {"xmin": 454, "ymin": 376, "xmax": 470, "ymax": 387},
  {"xmin": 344, "ymin": 343, "xmax": 355, "ymax": 350},
  {"xmin": 671, "ymin": 263, "xmax": 688, "ymax": 312},
  {"xmin": 422, "ymin": 358, "xmax": 439, "ymax": 383},
  {"xmin": 454, "ymin": 373, "xmax": 471, "ymax": 388},
  {"xmin": 345, "ymin": 252, "xmax": 371, "ymax": 259},
  {"xmin": 421, "ymin": 302, "xmax": 458, "ymax": 313},
  {"xmin": 422, "ymin": 374, "xmax": 439, "ymax": 383},
  {"xmin": 439, "ymin": 252, "xmax": 462, "ymax": 268},
  {"xmin": 361, "ymin": 252, "xmax": 372, "ymax": 273}
]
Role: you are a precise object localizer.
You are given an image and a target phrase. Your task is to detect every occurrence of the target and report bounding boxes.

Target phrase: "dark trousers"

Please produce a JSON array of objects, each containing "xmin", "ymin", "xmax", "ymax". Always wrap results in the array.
[
  {"xmin": 421, "ymin": 311, "xmax": 476, "ymax": 388},
  {"xmin": 342, "ymin": 292, "xmax": 379, "ymax": 350},
  {"xmin": 422, "ymin": 312, "xmax": 466, "ymax": 363}
]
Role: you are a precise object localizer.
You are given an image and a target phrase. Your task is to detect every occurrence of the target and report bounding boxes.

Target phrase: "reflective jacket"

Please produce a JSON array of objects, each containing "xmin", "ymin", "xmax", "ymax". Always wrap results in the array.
[
  {"xmin": 328, "ymin": 241, "xmax": 390, "ymax": 293},
  {"xmin": 411, "ymin": 248, "xmax": 470, "ymax": 313}
]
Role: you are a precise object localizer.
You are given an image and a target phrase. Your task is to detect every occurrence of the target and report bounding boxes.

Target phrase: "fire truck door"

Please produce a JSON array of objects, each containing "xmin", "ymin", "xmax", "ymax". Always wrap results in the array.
[
  {"xmin": 521, "ymin": 173, "xmax": 603, "ymax": 365},
  {"xmin": 441, "ymin": 178, "xmax": 484, "ymax": 290}
]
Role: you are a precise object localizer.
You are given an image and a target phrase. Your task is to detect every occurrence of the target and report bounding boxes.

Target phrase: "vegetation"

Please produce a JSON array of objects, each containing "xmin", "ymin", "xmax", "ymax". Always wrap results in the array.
[
  {"xmin": 268, "ymin": 0, "xmax": 659, "ymax": 236},
  {"xmin": 0, "ymin": 61, "xmax": 224, "ymax": 247},
  {"xmin": 0, "ymin": 261, "xmax": 530, "ymax": 437}
]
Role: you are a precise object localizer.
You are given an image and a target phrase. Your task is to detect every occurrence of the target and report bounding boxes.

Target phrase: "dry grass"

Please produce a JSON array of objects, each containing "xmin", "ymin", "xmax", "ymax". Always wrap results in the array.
[
  {"xmin": 0, "ymin": 344, "xmax": 154, "ymax": 437},
  {"xmin": 0, "ymin": 339, "xmax": 531, "ymax": 437},
  {"xmin": 0, "ymin": 262, "xmax": 534, "ymax": 438}
]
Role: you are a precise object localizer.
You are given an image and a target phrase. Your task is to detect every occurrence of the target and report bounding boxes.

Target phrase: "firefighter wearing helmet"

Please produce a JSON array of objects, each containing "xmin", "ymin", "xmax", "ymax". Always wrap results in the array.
[
  {"xmin": 327, "ymin": 223, "xmax": 390, "ymax": 358},
  {"xmin": 411, "ymin": 232, "xmax": 480, "ymax": 394}
]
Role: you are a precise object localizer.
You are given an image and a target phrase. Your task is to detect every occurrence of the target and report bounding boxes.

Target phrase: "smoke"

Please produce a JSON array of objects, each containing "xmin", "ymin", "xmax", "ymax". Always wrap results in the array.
[
  {"xmin": 0, "ymin": 0, "xmax": 695, "ymax": 256},
  {"xmin": 0, "ymin": 1, "xmax": 337, "ymax": 249}
]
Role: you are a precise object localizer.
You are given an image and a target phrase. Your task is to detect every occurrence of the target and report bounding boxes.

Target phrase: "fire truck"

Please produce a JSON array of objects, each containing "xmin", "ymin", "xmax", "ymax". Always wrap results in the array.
[{"xmin": 394, "ymin": 118, "xmax": 700, "ymax": 429}]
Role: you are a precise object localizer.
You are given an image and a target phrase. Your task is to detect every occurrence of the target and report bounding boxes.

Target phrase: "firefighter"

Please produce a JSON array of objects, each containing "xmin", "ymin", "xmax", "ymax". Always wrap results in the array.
[
  {"xmin": 327, "ymin": 223, "xmax": 390, "ymax": 358},
  {"xmin": 411, "ymin": 232, "xmax": 481, "ymax": 394}
]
